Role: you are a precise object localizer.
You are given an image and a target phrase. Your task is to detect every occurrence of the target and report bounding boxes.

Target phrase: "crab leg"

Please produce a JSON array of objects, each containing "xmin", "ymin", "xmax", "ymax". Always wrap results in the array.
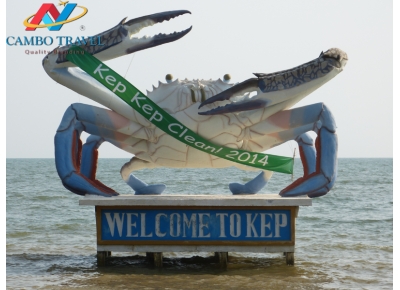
[
  {"xmin": 120, "ymin": 158, "xmax": 166, "ymax": 195},
  {"xmin": 295, "ymin": 133, "xmax": 316, "ymax": 176},
  {"xmin": 56, "ymin": 103, "xmax": 167, "ymax": 196},
  {"xmin": 277, "ymin": 128, "xmax": 337, "ymax": 197},
  {"xmin": 55, "ymin": 106, "xmax": 118, "ymax": 196},
  {"xmin": 81, "ymin": 135, "xmax": 166, "ymax": 195},
  {"xmin": 228, "ymin": 171, "xmax": 273, "ymax": 195},
  {"xmin": 229, "ymin": 133, "xmax": 316, "ymax": 196},
  {"xmin": 278, "ymin": 105, "xmax": 337, "ymax": 197},
  {"xmin": 241, "ymin": 102, "xmax": 337, "ymax": 197},
  {"xmin": 80, "ymin": 135, "xmax": 104, "ymax": 181}
]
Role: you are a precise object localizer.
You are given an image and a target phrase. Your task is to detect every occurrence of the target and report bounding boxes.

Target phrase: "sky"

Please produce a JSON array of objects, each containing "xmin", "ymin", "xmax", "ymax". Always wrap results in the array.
[{"xmin": 5, "ymin": 0, "xmax": 393, "ymax": 159}]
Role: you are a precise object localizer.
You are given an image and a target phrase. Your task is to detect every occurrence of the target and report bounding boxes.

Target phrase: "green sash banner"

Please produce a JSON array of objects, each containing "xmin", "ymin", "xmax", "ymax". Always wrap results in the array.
[{"xmin": 66, "ymin": 47, "xmax": 293, "ymax": 174}]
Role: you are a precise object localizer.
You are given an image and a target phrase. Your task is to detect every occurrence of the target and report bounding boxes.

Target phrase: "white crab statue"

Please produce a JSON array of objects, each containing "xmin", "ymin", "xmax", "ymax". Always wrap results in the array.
[{"xmin": 42, "ymin": 10, "xmax": 347, "ymax": 198}]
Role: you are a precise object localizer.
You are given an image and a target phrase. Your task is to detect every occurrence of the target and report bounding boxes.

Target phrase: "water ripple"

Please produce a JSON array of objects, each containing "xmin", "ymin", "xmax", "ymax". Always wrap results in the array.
[{"xmin": 6, "ymin": 158, "xmax": 393, "ymax": 289}]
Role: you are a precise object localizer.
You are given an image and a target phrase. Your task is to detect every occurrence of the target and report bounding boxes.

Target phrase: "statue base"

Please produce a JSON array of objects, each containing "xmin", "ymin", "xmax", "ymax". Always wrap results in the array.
[{"xmin": 79, "ymin": 194, "xmax": 312, "ymax": 267}]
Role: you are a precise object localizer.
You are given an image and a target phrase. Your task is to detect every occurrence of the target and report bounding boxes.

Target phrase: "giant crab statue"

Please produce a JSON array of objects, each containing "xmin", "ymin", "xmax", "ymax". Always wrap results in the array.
[{"xmin": 42, "ymin": 10, "xmax": 347, "ymax": 198}]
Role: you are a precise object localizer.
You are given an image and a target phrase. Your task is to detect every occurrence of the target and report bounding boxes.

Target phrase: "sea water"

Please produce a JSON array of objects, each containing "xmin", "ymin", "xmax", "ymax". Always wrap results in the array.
[{"xmin": 6, "ymin": 158, "xmax": 393, "ymax": 289}]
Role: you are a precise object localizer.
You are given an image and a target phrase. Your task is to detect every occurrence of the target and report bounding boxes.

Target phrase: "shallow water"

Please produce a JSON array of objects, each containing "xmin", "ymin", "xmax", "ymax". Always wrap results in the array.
[{"xmin": 6, "ymin": 158, "xmax": 393, "ymax": 289}]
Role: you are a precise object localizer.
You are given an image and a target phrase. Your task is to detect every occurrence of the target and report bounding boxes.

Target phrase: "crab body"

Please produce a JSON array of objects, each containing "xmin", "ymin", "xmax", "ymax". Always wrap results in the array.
[
  {"xmin": 43, "ymin": 10, "xmax": 347, "ymax": 198},
  {"xmin": 136, "ymin": 79, "xmax": 239, "ymax": 169}
]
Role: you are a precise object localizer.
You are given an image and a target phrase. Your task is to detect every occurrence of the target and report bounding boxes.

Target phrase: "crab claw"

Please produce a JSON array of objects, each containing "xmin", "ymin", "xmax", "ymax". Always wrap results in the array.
[
  {"xmin": 124, "ymin": 10, "xmax": 192, "ymax": 54},
  {"xmin": 198, "ymin": 76, "xmax": 274, "ymax": 115},
  {"xmin": 198, "ymin": 78, "xmax": 272, "ymax": 115},
  {"xmin": 198, "ymin": 48, "xmax": 348, "ymax": 115},
  {"xmin": 53, "ymin": 10, "xmax": 192, "ymax": 64},
  {"xmin": 199, "ymin": 98, "xmax": 269, "ymax": 115},
  {"xmin": 199, "ymin": 78, "xmax": 258, "ymax": 109}
]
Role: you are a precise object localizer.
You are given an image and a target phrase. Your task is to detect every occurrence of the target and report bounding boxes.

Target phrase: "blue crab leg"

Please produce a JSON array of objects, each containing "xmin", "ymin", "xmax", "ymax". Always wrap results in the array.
[
  {"xmin": 80, "ymin": 135, "xmax": 105, "ymax": 180},
  {"xmin": 236, "ymin": 102, "xmax": 337, "ymax": 197},
  {"xmin": 295, "ymin": 133, "xmax": 316, "ymax": 176},
  {"xmin": 229, "ymin": 171, "xmax": 272, "ymax": 195},
  {"xmin": 55, "ymin": 106, "xmax": 118, "ymax": 196},
  {"xmin": 279, "ymin": 127, "xmax": 337, "ymax": 197},
  {"xmin": 120, "ymin": 157, "xmax": 166, "ymax": 195},
  {"xmin": 125, "ymin": 174, "xmax": 166, "ymax": 195},
  {"xmin": 278, "ymin": 104, "xmax": 337, "ymax": 197},
  {"xmin": 229, "ymin": 130, "xmax": 316, "ymax": 197},
  {"xmin": 81, "ymin": 135, "xmax": 166, "ymax": 195},
  {"xmin": 56, "ymin": 103, "xmax": 166, "ymax": 196}
]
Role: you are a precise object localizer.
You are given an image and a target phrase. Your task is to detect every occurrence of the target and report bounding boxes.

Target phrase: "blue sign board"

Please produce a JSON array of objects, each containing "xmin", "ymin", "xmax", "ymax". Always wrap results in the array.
[{"xmin": 99, "ymin": 208, "xmax": 292, "ymax": 243}]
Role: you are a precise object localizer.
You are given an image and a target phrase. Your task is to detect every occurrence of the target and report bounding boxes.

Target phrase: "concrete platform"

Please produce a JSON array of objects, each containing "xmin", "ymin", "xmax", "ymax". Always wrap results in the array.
[
  {"xmin": 80, "ymin": 194, "xmax": 311, "ymax": 267},
  {"xmin": 79, "ymin": 194, "xmax": 312, "ymax": 207}
]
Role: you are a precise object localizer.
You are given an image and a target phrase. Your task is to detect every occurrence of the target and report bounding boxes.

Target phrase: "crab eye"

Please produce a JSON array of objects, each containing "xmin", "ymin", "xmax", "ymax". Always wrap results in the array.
[{"xmin": 165, "ymin": 74, "xmax": 173, "ymax": 83}]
